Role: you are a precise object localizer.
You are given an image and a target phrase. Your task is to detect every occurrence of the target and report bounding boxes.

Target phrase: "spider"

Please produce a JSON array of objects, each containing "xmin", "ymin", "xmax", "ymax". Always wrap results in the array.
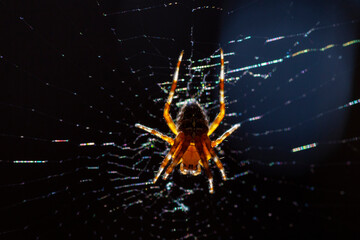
[{"xmin": 135, "ymin": 49, "xmax": 240, "ymax": 193}]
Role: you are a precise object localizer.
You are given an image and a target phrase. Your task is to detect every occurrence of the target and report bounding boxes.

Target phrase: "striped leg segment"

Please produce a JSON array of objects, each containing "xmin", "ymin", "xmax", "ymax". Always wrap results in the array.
[
  {"xmin": 202, "ymin": 158, "xmax": 214, "ymax": 194},
  {"xmin": 208, "ymin": 48, "xmax": 225, "ymax": 136},
  {"xmin": 135, "ymin": 123, "xmax": 174, "ymax": 145},
  {"xmin": 153, "ymin": 132, "xmax": 184, "ymax": 183},
  {"xmin": 195, "ymin": 138, "xmax": 214, "ymax": 194},
  {"xmin": 163, "ymin": 138, "xmax": 190, "ymax": 180},
  {"xmin": 208, "ymin": 178, "xmax": 214, "ymax": 194},
  {"xmin": 212, "ymin": 155, "xmax": 226, "ymax": 181},
  {"xmin": 163, "ymin": 50, "xmax": 184, "ymax": 136},
  {"xmin": 194, "ymin": 164, "xmax": 201, "ymax": 176},
  {"xmin": 180, "ymin": 162, "xmax": 186, "ymax": 174},
  {"xmin": 202, "ymin": 135, "xmax": 227, "ymax": 181},
  {"xmin": 153, "ymin": 151, "xmax": 174, "ymax": 184},
  {"xmin": 202, "ymin": 141, "xmax": 225, "ymax": 180},
  {"xmin": 211, "ymin": 123, "xmax": 241, "ymax": 147}
]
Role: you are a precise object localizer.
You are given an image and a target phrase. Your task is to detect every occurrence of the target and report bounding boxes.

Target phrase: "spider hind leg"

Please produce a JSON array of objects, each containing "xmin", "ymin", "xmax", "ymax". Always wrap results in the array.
[
  {"xmin": 202, "ymin": 136, "xmax": 227, "ymax": 181},
  {"xmin": 195, "ymin": 137, "xmax": 214, "ymax": 194},
  {"xmin": 163, "ymin": 137, "xmax": 190, "ymax": 180},
  {"xmin": 153, "ymin": 132, "xmax": 184, "ymax": 183}
]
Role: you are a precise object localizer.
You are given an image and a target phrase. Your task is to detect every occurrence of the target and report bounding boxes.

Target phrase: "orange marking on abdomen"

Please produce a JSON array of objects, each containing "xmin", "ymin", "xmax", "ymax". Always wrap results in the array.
[{"xmin": 181, "ymin": 145, "xmax": 200, "ymax": 167}]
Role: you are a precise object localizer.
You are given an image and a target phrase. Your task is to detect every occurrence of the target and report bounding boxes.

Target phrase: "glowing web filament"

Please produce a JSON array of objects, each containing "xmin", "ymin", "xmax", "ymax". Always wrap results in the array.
[{"xmin": 292, "ymin": 143, "xmax": 317, "ymax": 152}]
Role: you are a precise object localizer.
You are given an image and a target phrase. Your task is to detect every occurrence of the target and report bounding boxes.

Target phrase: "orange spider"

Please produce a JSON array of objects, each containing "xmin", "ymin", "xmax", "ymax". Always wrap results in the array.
[{"xmin": 135, "ymin": 49, "xmax": 240, "ymax": 193}]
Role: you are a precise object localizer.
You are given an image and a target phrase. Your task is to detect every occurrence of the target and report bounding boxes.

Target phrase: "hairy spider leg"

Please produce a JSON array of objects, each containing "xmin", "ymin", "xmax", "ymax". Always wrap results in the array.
[
  {"xmin": 202, "ymin": 136, "xmax": 227, "ymax": 181},
  {"xmin": 211, "ymin": 123, "xmax": 241, "ymax": 147},
  {"xmin": 163, "ymin": 136, "xmax": 191, "ymax": 180},
  {"xmin": 208, "ymin": 48, "xmax": 225, "ymax": 136},
  {"xmin": 153, "ymin": 132, "xmax": 184, "ymax": 183},
  {"xmin": 163, "ymin": 50, "xmax": 184, "ymax": 136},
  {"xmin": 195, "ymin": 138, "xmax": 214, "ymax": 193},
  {"xmin": 179, "ymin": 161, "xmax": 186, "ymax": 174},
  {"xmin": 135, "ymin": 123, "xmax": 174, "ymax": 145},
  {"xmin": 194, "ymin": 164, "xmax": 201, "ymax": 175}
]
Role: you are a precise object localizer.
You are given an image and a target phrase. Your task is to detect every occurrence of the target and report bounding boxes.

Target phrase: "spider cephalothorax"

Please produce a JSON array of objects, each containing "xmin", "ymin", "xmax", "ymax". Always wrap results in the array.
[{"xmin": 135, "ymin": 49, "xmax": 240, "ymax": 193}]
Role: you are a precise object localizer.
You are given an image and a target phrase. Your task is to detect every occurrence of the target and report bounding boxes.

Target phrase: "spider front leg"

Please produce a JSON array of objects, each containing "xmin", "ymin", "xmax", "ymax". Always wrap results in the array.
[
  {"xmin": 153, "ymin": 132, "xmax": 184, "ymax": 183},
  {"xmin": 208, "ymin": 48, "xmax": 225, "ymax": 136},
  {"xmin": 211, "ymin": 123, "xmax": 241, "ymax": 147},
  {"xmin": 135, "ymin": 123, "xmax": 174, "ymax": 145},
  {"xmin": 163, "ymin": 50, "xmax": 184, "ymax": 136}
]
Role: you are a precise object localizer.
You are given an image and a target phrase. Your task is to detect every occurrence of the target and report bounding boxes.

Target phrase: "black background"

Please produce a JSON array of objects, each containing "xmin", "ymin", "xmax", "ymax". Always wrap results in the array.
[{"xmin": 1, "ymin": 0, "xmax": 360, "ymax": 239}]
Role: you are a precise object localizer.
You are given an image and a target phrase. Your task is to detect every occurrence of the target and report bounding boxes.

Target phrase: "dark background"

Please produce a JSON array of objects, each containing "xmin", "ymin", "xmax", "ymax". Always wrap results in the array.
[{"xmin": 0, "ymin": 0, "xmax": 360, "ymax": 239}]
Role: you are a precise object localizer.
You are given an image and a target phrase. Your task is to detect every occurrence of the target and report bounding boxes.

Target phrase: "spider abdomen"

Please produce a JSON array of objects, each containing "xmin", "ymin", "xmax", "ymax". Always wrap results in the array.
[
  {"xmin": 176, "ymin": 100, "xmax": 209, "ymax": 137},
  {"xmin": 182, "ymin": 144, "xmax": 200, "ymax": 167},
  {"xmin": 181, "ymin": 119, "xmax": 208, "ymax": 137},
  {"xmin": 180, "ymin": 143, "xmax": 202, "ymax": 176}
]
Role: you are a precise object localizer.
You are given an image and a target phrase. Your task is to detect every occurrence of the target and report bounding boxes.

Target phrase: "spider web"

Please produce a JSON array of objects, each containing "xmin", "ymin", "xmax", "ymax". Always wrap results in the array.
[{"xmin": 0, "ymin": 0, "xmax": 360, "ymax": 239}]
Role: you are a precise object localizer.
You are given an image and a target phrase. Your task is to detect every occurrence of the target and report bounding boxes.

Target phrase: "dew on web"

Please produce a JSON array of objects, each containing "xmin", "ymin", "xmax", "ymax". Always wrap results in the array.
[{"xmin": 0, "ymin": 0, "xmax": 359, "ymax": 239}]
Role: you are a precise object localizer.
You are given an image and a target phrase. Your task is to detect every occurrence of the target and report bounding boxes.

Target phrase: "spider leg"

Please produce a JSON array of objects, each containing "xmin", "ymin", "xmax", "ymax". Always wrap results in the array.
[
  {"xmin": 163, "ymin": 137, "xmax": 190, "ymax": 180},
  {"xmin": 179, "ymin": 161, "xmax": 186, "ymax": 174},
  {"xmin": 135, "ymin": 123, "xmax": 174, "ymax": 145},
  {"xmin": 195, "ymin": 137, "xmax": 214, "ymax": 194},
  {"xmin": 202, "ymin": 136, "xmax": 227, "ymax": 181},
  {"xmin": 193, "ymin": 164, "xmax": 201, "ymax": 176},
  {"xmin": 208, "ymin": 48, "xmax": 225, "ymax": 136},
  {"xmin": 211, "ymin": 123, "xmax": 241, "ymax": 147},
  {"xmin": 153, "ymin": 132, "xmax": 184, "ymax": 184},
  {"xmin": 163, "ymin": 51, "xmax": 184, "ymax": 136}
]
